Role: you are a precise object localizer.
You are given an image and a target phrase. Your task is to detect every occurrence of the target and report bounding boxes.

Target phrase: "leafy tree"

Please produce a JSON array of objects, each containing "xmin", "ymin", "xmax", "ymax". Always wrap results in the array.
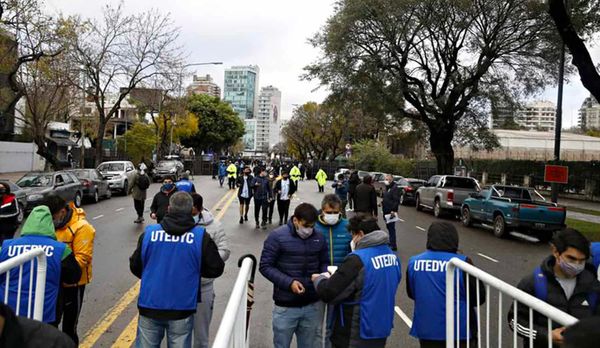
[
  {"xmin": 350, "ymin": 139, "xmax": 414, "ymax": 175},
  {"xmin": 118, "ymin": 122, "xmax": 157, "ymax": 164},
  {"xmin": 181, "ymin": 94, "xmax": 245, "ymax": 153}
]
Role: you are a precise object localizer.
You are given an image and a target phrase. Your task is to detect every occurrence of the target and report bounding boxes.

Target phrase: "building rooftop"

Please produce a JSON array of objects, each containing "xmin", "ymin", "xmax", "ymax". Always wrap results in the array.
[{"xmin": 493, "ymin": 129, "xmax": 600, "ymax": 142}]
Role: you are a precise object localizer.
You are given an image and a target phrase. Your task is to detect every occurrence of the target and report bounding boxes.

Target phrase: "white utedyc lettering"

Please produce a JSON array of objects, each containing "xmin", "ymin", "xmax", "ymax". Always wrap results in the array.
[
  {"xmin": 412, "ymin": 260, "xmax": 449, "ymax": 272},
  {"xmin": 371, "ymin": 254, "xmax": 399, "ymax": 270},
  {"xmin": 7, "ymin": 244, "xmax": 55, "ymax": 257},
  {"xmin": 150, "ymin": 230, "xmax": 194, "ymax": 244}
]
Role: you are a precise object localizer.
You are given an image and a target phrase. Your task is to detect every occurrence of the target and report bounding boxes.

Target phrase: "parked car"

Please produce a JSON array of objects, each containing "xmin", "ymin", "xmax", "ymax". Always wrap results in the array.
[
  {"xmin": 461, "ymin": 185, "xmax": 566, "ymax": 241},
  {"xmin": 16, "ymin": 171, "xmax": 83, "ymax": 211},
  {"xmin": 68, "ymin": 169, "xmax": 111, "ymax": 203},
  {"xmin": 416, "ymin": 175, "xmax": 480, "ymax": 218},
  {"xmin": 398, "ymin": 178, "xmax": 426, "ymax": 206},
  {"xmin": 334, "ymin": 168, "xmax": 351, "ymax": 180},
  {"xmin": 357, "ymin": 170, "xmax": 370, "ymax": 180},
  {"xmin": 152, "ymin": 159, "xmax": 185, "ymax": 182},
  {"xmin": 97, "ymin": 161, "xmax": 136, "ymax": 195},
  {"xmin": 0, "ymin": 179, "xmax": 27, "ymax": 224},
  {"xmin": 372, "ymin": 173, "xmax": 391, "ymax": 197}
]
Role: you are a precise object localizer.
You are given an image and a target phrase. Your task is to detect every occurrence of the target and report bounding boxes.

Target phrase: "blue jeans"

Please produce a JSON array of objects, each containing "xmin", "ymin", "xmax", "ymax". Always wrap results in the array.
[
  {"xmin": 136, "ymin": 314, "xmax": 194, "ymax": 348},
  {"xmin": 386, "ymin": 221, "xmax": 397, "ymax": 249},
  {"xmin": 272, "ymin": 302, "xmax": 325, "ymax": 348}
]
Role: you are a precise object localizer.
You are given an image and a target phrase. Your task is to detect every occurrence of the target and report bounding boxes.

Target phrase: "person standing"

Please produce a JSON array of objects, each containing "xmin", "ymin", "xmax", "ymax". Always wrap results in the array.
[
  {"xmin": 290, "ymin": 164, "xmax": 301, "ymax": 188},
  {"xmin": 315, "ymin": 168, "xmax": 327, "ymax": 193},
  {"xmin": 381, "ymin": 174, "xmax": 400, "ymax": 251},
  {"xmin": 274, "ymin": 171, "xmax": 297, "ymax": 225},
  {"xmin": 0, "ymin": 181, "xmax": 20, "ymax": 244},
  {"xmin": 129, "ymin": 165, "xmax": 151, "ymax": 224},
  {"xmin": 347, "ymin": 171, "xmax": 360, "ymax": 211},
  {"xmin": 218, "ymin": 162, "xmax": 227, "ymax": 188},
  {"xmin": 46, "ymin": 194, "xmax": 96, "ymax": 345},
  {"xmin": 0, "ymin": 206, "xmax": 81, "ymax": 324},
  {"xmin": 354, "ymin": 175, "xmax": 378, "ymax": 217},
  {"xmin": 253, "ymin": 168, "xmax": 272, "ymax": 229},
  {"xmin": 407, "ymin": 222, "xmax": 485, "ymax": 348},
  {"xmin": 226, "ymin": 161, "xmax": 237, "ymax": 190},
  {"xmin": 175, "ymin": 172, "xmax": 196, "ymax": 193},
  {"xmin": 237, "ymin": 167, "xmax": 254, "ymax": 224},
  {"xmin": 150, "ymin": 177, "xmax": 178, "ymax": 224},
  {"xmin": 129, "ymin": 192, "xmax": 225, "ymax": 348},
  {"xmin": 260, "ymin": 203, "xmax": 329, "ymax": 348},
  {"xmin": 190, "ymin": 193, "xmax": 230, "ymax": 348},
  {"xmin": 331, "ymin": 174, "xmax": 349, "ymax": 217},
  {"xmin": 267, "ymin": 171, "xmax": 278, "ymax": 225},
  {"xmin": 508, "ymin": 228, "xmax": 600, "ymax": 348},
  {"xmin": 312, "ymin": 215, "xmax": 401, "ymax": 348}
]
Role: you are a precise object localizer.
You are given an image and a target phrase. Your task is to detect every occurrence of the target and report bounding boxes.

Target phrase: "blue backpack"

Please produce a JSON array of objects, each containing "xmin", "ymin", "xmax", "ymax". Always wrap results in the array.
[{"xmin": 533, "ymin": 266, "xmax": 598, "ymax": 312}]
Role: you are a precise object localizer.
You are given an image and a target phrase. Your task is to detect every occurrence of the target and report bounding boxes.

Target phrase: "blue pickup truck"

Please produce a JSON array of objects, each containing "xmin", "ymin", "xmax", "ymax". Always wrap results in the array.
[{"xmin": 461, "ymin": 185, "xmax": 566, "ymax": 241}]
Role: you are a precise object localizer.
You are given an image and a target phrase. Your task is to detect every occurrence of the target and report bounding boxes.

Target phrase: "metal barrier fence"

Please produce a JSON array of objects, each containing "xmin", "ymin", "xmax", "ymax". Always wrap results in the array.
[
  {"xmin": 213, "ymin": 255, "xmax": 257, "ymax": 348},
  {"xmin": 446, "ymin": 257, "xmax": 577, "ymax": 348},
  {"xmin": 0, "ymin": 249, "xmax": 47, "ymax": 321}
]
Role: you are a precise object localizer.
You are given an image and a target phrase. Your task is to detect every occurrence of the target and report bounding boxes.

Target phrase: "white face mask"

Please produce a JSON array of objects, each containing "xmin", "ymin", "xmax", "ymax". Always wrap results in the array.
[
  {"xmin": 323, "ymin": 213, "xmax": 340, "ymax": 225},
  {"xmin": 296, "ymin": 226, "xmax": 314, "ymax": 239},
  {"xmin": 384, "ymin": 180, "xmax": 391, "ymax": 186},
  {"xmin": 193, "ymin": 214, "xmax": 200, "ymax": 224}
]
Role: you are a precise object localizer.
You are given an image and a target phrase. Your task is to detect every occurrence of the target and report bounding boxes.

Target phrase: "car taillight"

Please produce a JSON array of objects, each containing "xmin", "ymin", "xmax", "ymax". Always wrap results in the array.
[
  {"xmin": 406, "ymin": 186, "xmax": 413, "ymax": 192},
  {"xmin": 82, "ymin": 180, "xmax": 91, "ymax": 187},
  {"xmin": 447, "ymin": 190, "xmax": 454, "ymax": 203}
]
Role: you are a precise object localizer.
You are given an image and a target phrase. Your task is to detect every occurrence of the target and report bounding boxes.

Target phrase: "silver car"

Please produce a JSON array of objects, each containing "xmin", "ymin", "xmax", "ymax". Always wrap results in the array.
[{"xmin": 97, "ymin": 161, "xmax": 136, "ymax": 195}]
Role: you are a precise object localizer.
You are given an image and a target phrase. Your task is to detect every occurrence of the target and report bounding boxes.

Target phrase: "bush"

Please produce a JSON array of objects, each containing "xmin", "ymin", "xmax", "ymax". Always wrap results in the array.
[{"xmin": 350, "ymin": 140, "xmax": 414, "ymax": 176}]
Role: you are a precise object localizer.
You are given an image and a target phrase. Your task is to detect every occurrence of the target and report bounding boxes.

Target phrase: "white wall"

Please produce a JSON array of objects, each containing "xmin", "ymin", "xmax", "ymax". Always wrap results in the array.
[{"xmin": 0, "ymin": 141, "xmax": 46, "ymax": 173}]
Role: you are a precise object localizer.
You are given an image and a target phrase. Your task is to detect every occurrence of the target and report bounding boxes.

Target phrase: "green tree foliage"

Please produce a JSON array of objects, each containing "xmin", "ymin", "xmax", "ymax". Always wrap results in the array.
[
  {"xmin": 351, "ymin": 140, "xmax": 414, "ymax": 176},
  {"xmin": 118, "ymin": 122, "xmax": 157, "ymax": 164},
  {"xmin": 181, "ymin": 94, "xmax": 245, "ymax": 153}
]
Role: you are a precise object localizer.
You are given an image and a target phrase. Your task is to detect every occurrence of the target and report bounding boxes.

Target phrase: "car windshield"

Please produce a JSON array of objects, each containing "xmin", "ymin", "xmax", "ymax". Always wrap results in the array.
[
  {"xmin": 444, "ymin": 177, "xmax": 479, "ymax": 190},
  {"xmin": 157, "ymin": 161, "xmax": 177, "ymax": 168},
  {"xmin": 98, "ymin": 163, "xmax": 124, "ymax": 172},
  {"xmin": 16, "ymin": 174, "xmax": 52, "ymax": 187},
  {"xmin": 409, "ymin": 180, "xmax": 425, "ymax": 186},
  {"xmin": 72, "ymin": 170, "xmax": 90, "ymax": 179}
]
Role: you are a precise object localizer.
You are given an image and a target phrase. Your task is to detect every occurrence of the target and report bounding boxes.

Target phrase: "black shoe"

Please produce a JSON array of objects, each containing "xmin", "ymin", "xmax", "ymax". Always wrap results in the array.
[
  {"xmin": 279, "ymin": 221, "xmax": 283, "ymax": 226},
  {"xmin": 268, "ymin": 219, "xmax": 272, "ymax": 224},
  {"xmin": 239, "ymin": 217, "xmax": 244, "ymax": 224},
  {"xmin": 244, "ymin": 215, "xmax": 248, "ymax": 221},
  {"xmin": 261, "ymin": 221, "xmax": 267, "ymax": 227},
  {"xmin": 255, "ymin": 224, "xmax": 260, "ymax": 229}
]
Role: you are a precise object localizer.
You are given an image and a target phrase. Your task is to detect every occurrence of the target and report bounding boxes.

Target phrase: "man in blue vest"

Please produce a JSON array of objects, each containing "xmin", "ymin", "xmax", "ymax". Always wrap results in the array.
[
  {"xmin": 129, "ymin": 192, "xmax": 224, "ymax": 348},
  {"xmin": 312, "ymin": 215, "xmax": 400, "ymax": 348},
  {"xmin": 175, "ymin": 172, "xmax": 196, "ymax": 193},
  {"xmin": 508, "ymin": 228, "xmax": 600, "ymax": 348},
  {"xmin": 406, "ymin": 222, "xmax": 485, "ymax": 348},
  {"xmin": 0, "ymin": 206, "xmax": 81, "ymax": 324}
]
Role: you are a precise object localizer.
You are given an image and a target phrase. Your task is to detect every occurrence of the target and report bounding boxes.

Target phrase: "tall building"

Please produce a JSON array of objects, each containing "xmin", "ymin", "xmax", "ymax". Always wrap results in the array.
[
  {"xmin": 256, "ymin": 86, "xmax": 282, "ymax": 153},
  {"xmin": 223, "ymin": 65, "xmax": 260, "ymax": 152},
  {"xmin": 187, "ymin": 74, "xmax": 221, "ymax": 99},
  {"xmin": 579, "ymin": 95, "xmax": 600, "ymax": 131},
  {"xmin": 493, "ymin": 100, "xmax": 556, "ymax": 132}
]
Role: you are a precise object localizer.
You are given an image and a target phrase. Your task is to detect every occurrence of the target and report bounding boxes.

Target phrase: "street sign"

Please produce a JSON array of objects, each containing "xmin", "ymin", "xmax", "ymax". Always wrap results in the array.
[{"xmin": 544, "ymin": 165, "xmax": 569, "ymax": 184}]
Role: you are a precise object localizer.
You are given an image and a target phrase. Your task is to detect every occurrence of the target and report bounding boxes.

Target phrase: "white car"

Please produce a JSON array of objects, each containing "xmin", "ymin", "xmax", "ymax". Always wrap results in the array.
[
  {"xmin": 334, "ymin": 168, "xmax": 351, "ymax": 180},
  {"xmin": 97, "ymin": 161, "xmax": 136, "ymax": 195}
]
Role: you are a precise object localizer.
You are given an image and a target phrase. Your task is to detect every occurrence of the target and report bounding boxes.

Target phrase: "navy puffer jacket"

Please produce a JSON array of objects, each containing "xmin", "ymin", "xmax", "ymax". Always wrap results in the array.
[{"xmin": 259, "ymin": 221, "xmax": 329, "ymax": 307}]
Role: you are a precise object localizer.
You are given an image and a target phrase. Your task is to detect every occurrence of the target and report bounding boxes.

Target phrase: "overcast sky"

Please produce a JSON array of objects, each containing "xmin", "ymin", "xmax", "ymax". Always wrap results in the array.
[{"xmin": 46, "ymin": 0, "xmax": 599, "ymax": 128}]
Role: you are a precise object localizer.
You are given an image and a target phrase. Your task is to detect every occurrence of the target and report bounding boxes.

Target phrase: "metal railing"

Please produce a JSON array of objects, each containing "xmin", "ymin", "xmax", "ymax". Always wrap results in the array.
[
  {"xmin": 0, "ymin": 249, "xmax": 47, "ymax": 321},
  {"xmin": 446, "ymin": 257, "xmax": 578, "ymax": 348},
  {"xmin": 213, "ymin": 255, "xmax": 257, "ymax": 348}
]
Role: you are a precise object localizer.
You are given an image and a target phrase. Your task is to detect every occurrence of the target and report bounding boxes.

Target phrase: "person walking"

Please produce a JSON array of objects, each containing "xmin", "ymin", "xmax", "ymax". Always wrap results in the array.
[
  {"xmin": 150, "ymin": 177, "xmax": 178, "ymax": 223},
  {"xmin": 0, "ymin": 206, "xmax": 81, "ymax": 324},
  {"xmin": 0, "ymin": 181, "xmax": 20, "ymax": 244},
  {"xmin": 252, "ymin": 168, "xmax": 272, "ymax": 229},
  {"xmin": 226, "ymin": 161, "xmax": 237, "ymax": 190},
  {"xmin": 175, "ymin": 172, "xmax": 196, "ymax": 193},
  {"xmin": 129, "ymin": 165, "xmax": 151, "ymax": 224},
  {"xmin": 218, "ymin": 162, "xmax": 227, "ymax": 188},
  {"xmin": 381, "ymin": 174, "xmax": 400, "ymax": 251},
  {"xmin": 406, "ymin": 222, "xmax": 485, "ymax": 348},
  {"xmin": 129, "ymin": 192, "xmax": 225, "ymax": 348},
  {"xmin": 290, "ymin": 164, "xmax": 301, "ymax": 188},
  {"xmin": 46, "ymin": 194, "xmax": 96, "ymax": 345},
  {"xmin": 347, "ymin": 171, "xmax": 360, "ymax": 211},
  {"xmin": 354, "ymin": 175, "xmax": 378, "ymax": 217},
  {"xmin": 312, "ymin": 215, "xmax": 401, "ymax": 348},
  {"xmin": 260, "ymin": 203, "xmax": 329, "ymax": 348},
  {"xmin": 315, "ymin": 168, "xmax": 327, "ymax": 193},
  {"xmin": 190, "ymin": 193, "xmax": 230, "ymax": 348},
  {"xmin": 508, "ymin": 228, "xmax": 600, "ymax": 348},
  {"xmin": 237, "ymin": 167, "xmax": 253, "ymax": 224},
  {"xmin": 267, "ymin": 171, "xmax": 278, "ymax": 225},
  {"xmin": 331, "ymin": 174, "xmax": 349, "ymax": 217},
  {"xmin": 274, "ymin": 171, "xmax": 297, "ymax": 225}
]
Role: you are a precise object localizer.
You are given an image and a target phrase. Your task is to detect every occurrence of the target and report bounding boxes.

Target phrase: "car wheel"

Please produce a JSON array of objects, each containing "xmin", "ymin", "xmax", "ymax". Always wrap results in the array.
[
  {"xmin": 416, "ymin": 195, "xmax": 423, "ymax": 211},
  {"xmin": 122, "ymin": 180, "xmax": 128, "ymax": 196},
  {"xmin": 434, "ymin": 200, "xmax": 443, "ymax": 218},
  {"xmin": 399, "ymin": 193, "xmax": 405, "ymax": 206},
  {"xmin": 93, "ymin": 190, "xmax": 99, "ymax": 204},
  {"xmin": 493, "ymin": 214, "xmax": 507, "ymax": 238},
  {"xmin": 74, "ymin": 192, "xmax": 82, "ymax": 208},
  {"xmin": 17, "ymin": 203, "xmax": 25, "ymax": 224},
  {"xmin": 462, "ymin": 207, "xmax": 472, "ymax": 227},
  {"xmin": 106, "ymin": 188, "xmax": 112, "ymax": 199}
]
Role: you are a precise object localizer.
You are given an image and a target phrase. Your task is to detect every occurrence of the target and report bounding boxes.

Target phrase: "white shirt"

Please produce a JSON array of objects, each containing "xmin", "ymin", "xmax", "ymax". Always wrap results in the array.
[
  {"xmin": 280, "ymin": 179, "xmax": 290, "ymax": 200},
  {"xmin": 241, "ymin": 176, "xmax": 250, "ymax": 198}
]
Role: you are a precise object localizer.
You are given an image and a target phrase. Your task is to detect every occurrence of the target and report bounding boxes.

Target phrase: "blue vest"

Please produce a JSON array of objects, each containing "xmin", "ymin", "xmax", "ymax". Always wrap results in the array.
[
  {"xmin": 175, "ymin": 180, "xmax": 193, "ymax": 193},
  {"xmin": 408, "ymin": 251, "xmax": 468, "ymax": 340},
  {"xmin": 349, "ymin": 245, "xmax": 401, "ymax": 339},
  {"xmin": 139, "ymin": 224, "xmax": 204, "ymax": 311},
  {"xmin": 0, "ymin": 236, "xmax": 66, "ymax": 323},
  {"xmin": 592, "ymin": 242, "xmax": 600, "ymax": 272}
]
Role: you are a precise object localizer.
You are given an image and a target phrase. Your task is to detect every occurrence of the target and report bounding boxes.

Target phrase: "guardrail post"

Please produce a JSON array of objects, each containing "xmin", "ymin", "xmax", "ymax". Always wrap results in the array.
[
  {"xmin": 32, "ymin": 253, "xmax": 47, "ymax": 321},
  {"xmin": 446, "ymin": 259, "xmax": 456, "ymax": 348}
]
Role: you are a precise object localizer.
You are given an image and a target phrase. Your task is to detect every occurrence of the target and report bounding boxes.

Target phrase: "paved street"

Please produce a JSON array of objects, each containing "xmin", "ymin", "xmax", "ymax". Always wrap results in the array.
[{"xmin": 63, "ymin": 176, "xmax": 553, "ymax": 347}]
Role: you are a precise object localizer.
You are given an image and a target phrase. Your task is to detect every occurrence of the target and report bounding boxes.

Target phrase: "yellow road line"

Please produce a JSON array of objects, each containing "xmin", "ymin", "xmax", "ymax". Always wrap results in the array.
[
  {"xmin": 107, "ymin": 189, "xmax": 238, "ymax": 348},
  {"xmin": 211, "ymin": 188, "xmax": 235, "ymax": 211}
]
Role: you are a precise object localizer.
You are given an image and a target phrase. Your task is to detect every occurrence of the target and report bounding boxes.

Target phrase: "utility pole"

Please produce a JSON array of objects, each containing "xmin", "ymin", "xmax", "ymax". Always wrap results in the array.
[{"xmin": 80, "ymin": 71, "xmax": 86, "ymax": 168}]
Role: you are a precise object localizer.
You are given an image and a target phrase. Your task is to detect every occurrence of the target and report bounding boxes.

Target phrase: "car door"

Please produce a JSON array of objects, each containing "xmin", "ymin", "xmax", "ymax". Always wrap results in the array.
[
  {"xmin": 125, "ymin": 162, "xmax": 136, "ymax": 182},
  {"xmin": 95, "ymin": 170, "xmax": 109, "ymax": 196},
  {"xmin": 60, "ymin": 173, "xmax": 78, "ymax": 202},
  {"xmin": 53, "ymin": 174, "xmax": 68, "ymax": 200},
  {"xmin": 469, "ymin": 189, "xmax": 487, "ymax": 220},
  {"xmin": 421, "ymin": 176, "xmax": 439, "ymax": 206}
]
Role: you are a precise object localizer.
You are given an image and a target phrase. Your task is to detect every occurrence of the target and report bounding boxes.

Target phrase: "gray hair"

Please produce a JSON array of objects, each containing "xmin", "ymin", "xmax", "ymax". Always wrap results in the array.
[
  {"xmin": 169, "ymin": 192, "xmax": 193, "ymax": 214},
  {"xmin": 321, "ymin": 193, "xmax": 341, "ymax": 209}
]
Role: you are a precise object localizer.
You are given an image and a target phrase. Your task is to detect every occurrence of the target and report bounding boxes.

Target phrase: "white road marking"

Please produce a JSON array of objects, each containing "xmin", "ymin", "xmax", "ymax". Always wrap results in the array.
[
  {"xmin": 92, "ymin": 215, "xmax": 104, "ymax": 220},
  {"xmin": 509, "ymin": 232, "xmax": 540, "ymax": 243},
  {"xmin": 115, "ymin": 208, "xmax": 124, "ymax": 212},
  {"xmin": 477, "ymin": 253, "xmax": 499, "ymax": 263},
  {"xmin": 416, "ymin": 226, "xmax": 426, "ymax": 232},
  {"xmin": 394, "ymin": 306, "xmax": 413, "ymax": 328}
]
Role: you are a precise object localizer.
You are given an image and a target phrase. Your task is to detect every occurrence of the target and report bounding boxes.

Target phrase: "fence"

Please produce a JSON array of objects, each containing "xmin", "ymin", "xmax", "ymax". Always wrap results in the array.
[
  {"xmin": 446, "ymin": 257, "xmax": 577, "ymax": 348},
  {"xmin": 0, "ymin": 249, "xmax": 48, "ymax": 321},
  {"xmin": 213, "ymin": 255, "xmax": 257, "ymax": 348}
]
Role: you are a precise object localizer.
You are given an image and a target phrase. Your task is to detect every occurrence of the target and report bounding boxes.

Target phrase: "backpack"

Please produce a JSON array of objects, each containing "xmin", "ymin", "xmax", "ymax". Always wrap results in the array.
[
  {"xmin": 533, "ymin": 266, "xmax": 598, "ymax": 312},
  {"xmin": 137, "ymin": 174, "xmax": 150, "ymax": 190}
]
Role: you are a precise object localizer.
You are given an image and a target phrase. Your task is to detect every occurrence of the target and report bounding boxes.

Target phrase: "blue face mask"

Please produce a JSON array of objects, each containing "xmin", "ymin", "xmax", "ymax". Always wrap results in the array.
[{"xmin": 163, "ymin": 183, "xmax": 174, "ymax": 191}]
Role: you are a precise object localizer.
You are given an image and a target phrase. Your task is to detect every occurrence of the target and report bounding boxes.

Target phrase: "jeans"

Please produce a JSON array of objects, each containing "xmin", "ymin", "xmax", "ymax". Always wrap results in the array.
[
  {"xmin": 386, "ymin": 221, "xmax": 397, "ymax": 249},
  {"xmin": 218, "ymin": 176, "xmax": 225, "ymax": 187},
  {"xmin": 254, "ymin": 198, "xmax": 268, "ymax": 224},
  {"xmin": 52, "ymin": 285, "xmax": 86, "ymax": 345},
  {"xmin": 136, "ymin": 314, "xmax": 194, "ymax": 348},
  {"xmin": 193, "ymin": 283, "xmax": 215, "ymax": 348},
  {"xmin": 134, "ymin": 199, "xmax": 145, "ymax": 218},
  {"xmin": 272, "ymin": 302, "xmax": 325, "ymax": 348}
]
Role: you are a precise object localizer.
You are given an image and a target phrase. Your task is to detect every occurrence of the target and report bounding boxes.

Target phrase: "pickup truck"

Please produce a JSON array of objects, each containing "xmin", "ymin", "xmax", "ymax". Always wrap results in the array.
[
  {"xmin": 416, "ymin": 175, "xmax": 480, "ymax": 218},
  {"xmin": 461, "ymin": 185, "xmax": 566, "ymax": 241}
]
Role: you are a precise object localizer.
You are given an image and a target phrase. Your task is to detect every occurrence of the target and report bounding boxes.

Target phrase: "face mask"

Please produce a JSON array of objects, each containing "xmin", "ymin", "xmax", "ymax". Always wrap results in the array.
[
  {"xmin": 558, "ymin": 257, "xmax": 585, "ymax": 278},
  {"xmin": 323, "ymin": 213, "xmax": 340, "ymax": 225},
  {"xmin": 384, "ymin": 180, "xmax": 391, "ymax": 186},
  {"xmin": 163, "ymin": 183, "xmax": 174, "ymax": 191},
  {"xmin": 193, "ymin": 214, "xmax": 200, "ymax": 224},
  {"xmin": 296, "ymin": 226, "xmax": 313, "ymax": 239}
]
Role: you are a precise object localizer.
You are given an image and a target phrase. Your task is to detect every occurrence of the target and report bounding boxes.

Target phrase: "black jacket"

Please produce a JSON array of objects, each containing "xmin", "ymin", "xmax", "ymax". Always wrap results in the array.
[
  {"xmin": 150, "ymin": 188, "xmax": 178, "ymax": 223},
  {"xmin": 273, "ymin": 179, "xmax": 297, "ymax": 200},
  {"xmin": 348, "ymin": 173, "xmax": 360, "ymax": 194},
  {"xmin": 508, "ymin": 256, "xmax": 600, "ymax": 348},
  {"xmin": 61, "ymin": 253, "xmax": 82, "ymax": 285},
  {"xmin": 354, "ymin": 183, "xmax": 377, "ymax": 216},
  {"xmin": 129, "ymin": 212, "xmax": 225, "ymax": 320},
  {"xmin": 236, "ymin": 175, "xmax": 254, "ymax": 199},
  {"xmin": 381, "ymin": 182, "xmax": 400, "ymax": 215}
]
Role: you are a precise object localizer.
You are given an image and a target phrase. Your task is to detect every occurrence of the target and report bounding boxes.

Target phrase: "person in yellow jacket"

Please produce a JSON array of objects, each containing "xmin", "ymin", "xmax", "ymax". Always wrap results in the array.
[
  {"xmin": 226, "ymin": 161, "xmax": 238, "ymax": 190},
  {"xmin": 315, "ymin": 168, "xmax": 328, "ymax": 193},
  {"xmin": 290, "ymin": 164, "xmax": 301, "ymax": 186},
  {"xmin": 46, "ymin": 193, "xmax": 96, "ymax": 346}
]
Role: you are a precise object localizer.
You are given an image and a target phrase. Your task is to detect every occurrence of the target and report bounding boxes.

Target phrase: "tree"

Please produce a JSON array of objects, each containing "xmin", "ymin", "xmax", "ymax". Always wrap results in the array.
[
  {"xmin": 154, "ymin": 99, "xmax": 199, "ymax": 156},
  {"xmin": 305, "ymin": 0, "xmax": 570, "ymax": 174},
  {"xmin": 181, "ymin": 94, "xmax": 245, "ymax": 154},
  {"xmin": 118, "ymin": 122, "xmax": 156, "ymax": 164},
  {"xmin": 350, "ymin": 139, "xmax": 414, "ymax": 175}
]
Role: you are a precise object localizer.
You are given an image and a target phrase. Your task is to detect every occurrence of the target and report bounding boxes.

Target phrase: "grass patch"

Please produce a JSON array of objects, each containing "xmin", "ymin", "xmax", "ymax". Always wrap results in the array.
[
  {"xmin": 565, "ymin": 218, "xmax": 600, "ymax": 241},
  {"xmin": 566, "ymin": 206, "xmax": 600, "ymax": 217}
]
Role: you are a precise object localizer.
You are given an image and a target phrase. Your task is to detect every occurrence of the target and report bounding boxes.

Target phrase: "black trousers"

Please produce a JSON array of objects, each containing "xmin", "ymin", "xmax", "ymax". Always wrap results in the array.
[
  {"xmin": 254, "ymin": 198, "xmax": 268, "ymax": 223},
  {"xmin": 228, "ymin": 177, "xmax": 236, "ymax": 189},
  {"xmin": 348, "ymin": 192, "xmax": 355, "ymax": 209},
  {"xmin": 53, "ymin": 285, "xmax": 86, "ymax": 346},
  {"xmin": 318, "ymin": 184, "xmax": 324, "ymax": 192},
  {"xmin": 277, "ymin": 199, "xmax": 291, "ymax": 224},
  {"xmin": 134, "ymin": 199, "xmax": 144, "ymax": 218},
  {"xmin": 267, "ymin": 200, "xmax": 276, "ymax": 222}
]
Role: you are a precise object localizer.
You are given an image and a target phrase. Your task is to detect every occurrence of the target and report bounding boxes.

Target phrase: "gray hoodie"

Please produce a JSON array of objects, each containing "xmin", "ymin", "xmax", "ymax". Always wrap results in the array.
[{"xmin": 197, "ymin": 209, "xmax": 230, "ymax": 286}]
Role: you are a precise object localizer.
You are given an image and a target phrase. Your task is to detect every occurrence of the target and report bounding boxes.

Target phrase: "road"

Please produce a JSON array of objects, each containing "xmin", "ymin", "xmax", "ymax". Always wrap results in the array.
[{"xmin": 62, "ymin": 176, "xmax": 552, "ymax": 347}]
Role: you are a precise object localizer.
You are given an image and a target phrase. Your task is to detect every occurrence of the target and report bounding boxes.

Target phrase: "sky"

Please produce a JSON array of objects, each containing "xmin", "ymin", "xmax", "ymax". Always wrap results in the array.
[{"xmin": 45, "ymin": 0, "xmax": 599, "ymax": 128}]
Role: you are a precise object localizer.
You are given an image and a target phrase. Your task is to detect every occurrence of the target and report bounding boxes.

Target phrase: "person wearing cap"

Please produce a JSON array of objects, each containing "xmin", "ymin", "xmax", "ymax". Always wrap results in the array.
[
  {"xmin": 175, "ymin": 172, "xmax": 196, "ymax": 193},
  {"xmin": 406, "ymin": 222, "xmax": 485, "ymax": 348},
  {"xmin": 129, "ymin": 164, "xmax": 152, "ymax": 224}
]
